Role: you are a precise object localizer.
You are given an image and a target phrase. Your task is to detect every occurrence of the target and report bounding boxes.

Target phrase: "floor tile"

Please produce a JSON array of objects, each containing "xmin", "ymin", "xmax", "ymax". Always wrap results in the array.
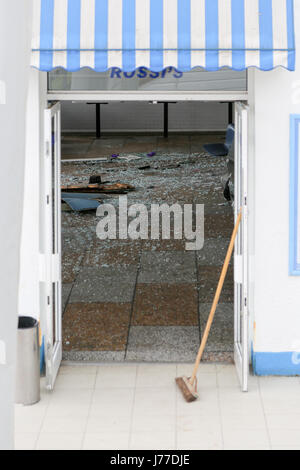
[
  {"xmin": 198, "ymin": 266, "xmax": 234, "ymax": 303},
  {"xmin": 62, "ymin": 350, "xmax": 125, "ymax": 361},
  {"xmin": 63, "ymin": 302, "xmax": 131, "ymax": 351},
  {"xmin": 136, "ymin": 364, "xmax": 177, "ymax": 388},
  {"xmin": 59, "ymin": 365, "xmax": 98, "ymax": 375},
  {"xmin": 205, "ymin": 214, "xmax": 233, "ymax": 239},
  {"xmin": 139, "ymin": 252, "xmax": 197, "ymax": 284},
  {"xmin": 177, "ymin": 421, "xmax": 223, "ymax": 450},
  {"xmin": 130, "ymin": 431, "xmax": 176, "ymax": 450},
  {"xmin": 95, "ymin": 365, "xmax": 137, "ymax": 389},
  {"xmin": 36, "ymin": 433, "xmax": 83, "ymax": 451},
  {"xmin": 223, "ymin": 427, "xmax": 270, "ymax": 450},
  {"xmin": 197, "ymin": 238, "xmax": 231, "ymax": 266},
  {"xmin": 133, "ymin": 387, "xmax": 176, "ymax": 416},
  {"xmin": 60, "ymin": 136, "xmax": 236, "ymax": 362},
  {"xmin": 69, "ymin": 266, "xmax": 137, "ymax": 303},
  {"xmin": 271, "ymin": 445, "xmax": 300, "ymax": 450},
  {"xmin": 91, "ymin": 388, "xmax": 135, "ymax": 411},
  {"xmin": 84, "ymin": 241, "xmax": 141, "ymax": 266},
  {"xmin": 176, "ymin": 362, "xmax": 217, "ymax": 376},
  {"xmin": 260, "ymin": 390, "xmax": 300, "ymax": 415},
  {"xmin": 141, "ymin": 238, "xmax": 186, "ymax": 252},
  {"xmin": 54, "ymin": 372, "xmax": 96, "ymax": 390},
  {"xmin": 14, "ymin": 404, "xmax": 48, "ymax": 434},
  {"xmin": 268, "ymin": 428, "xmax": 300, "ymax": 448},
  {"xmin": 86, "ymin": 413, "xmax": 132, "ymax": 434},
  {"xmin": 62, "ymin": 283, "xmax": 73, "ymax": 313},
  {"xmin": 62, "ymin": 142, "xmax": 92, "ymax": 157},
  {"xmin": 176, "ymin": 376, "xmax": 219, "ymax": 417},
  {"xmin": 219, "ymin": 388, "xmax": 264, "ymax": 417},
  {"xmin": 41, "ymin": 412, "xmax": 88, "ymax": 434},
  {"xmin": 14, "ymin": 433, "xmax": 39, "ymax": 451},
  {"xmin": 132, "ymin": 283, "xmax": 198, "ymax": 326},
  {"xmin": 83, "ymin": 433, "xmax": 130, "ymax": 450},
  {"xmin": 131, "ymin": 413, "xmax": 176, "ymax": 433},
  {"xmin": 265, "ymin": 413, "xmax": 300, "ymax": 430},
  {"xmin": 62, "ymin": 252, "xmax": 84, "ymax": 283},
  {"xmin": 62, "ymin": 229, "xmax": 94, "ymax": 254},
  {"xmin": 126, "ymin": 326, "xmax": 200, "ymax": 362},
  {"xmin": 200, "ymin": 303, "xmax": 234, "ymax": 352},
  {"xmin": 48, "ymin": 388, "xmax": 93, "ymax": 408}
]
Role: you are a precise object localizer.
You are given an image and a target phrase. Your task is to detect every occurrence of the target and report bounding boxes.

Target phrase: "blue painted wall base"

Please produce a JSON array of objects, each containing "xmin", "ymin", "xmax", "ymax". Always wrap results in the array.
[{"xmin": 253, "ymin": 352, "xmax": 300, "ymax": 376}]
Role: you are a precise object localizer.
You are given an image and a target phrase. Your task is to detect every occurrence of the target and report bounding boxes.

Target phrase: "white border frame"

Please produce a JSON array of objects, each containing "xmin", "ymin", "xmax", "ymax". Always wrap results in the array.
[{"xmin": 47, "ymin": 90, "xmax": 248, "ymax": 102}]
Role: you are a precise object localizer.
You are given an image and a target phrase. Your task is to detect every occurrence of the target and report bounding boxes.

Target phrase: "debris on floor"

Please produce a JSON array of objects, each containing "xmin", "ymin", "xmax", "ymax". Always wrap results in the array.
[
  {"xmin": 61, "ymin": 182, "xmax": 135, "ymax": 194},
  {"xmin": 62, "ymin": 196, "xmax": 102, "ymax": 212},
  {"xmin": 61, "ymin": 133, "xmax": 234, "ymax": 362},
  {"xmin": 89, "ymin": 175, "xmax": 102, "ymax": 184}
]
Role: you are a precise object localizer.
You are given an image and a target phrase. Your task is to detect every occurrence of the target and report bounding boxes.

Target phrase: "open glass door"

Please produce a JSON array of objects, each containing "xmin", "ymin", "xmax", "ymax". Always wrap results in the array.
[
  {"xmin": 43, "ymin": 102, "xmax": 62, "ymax": 390},
  {"xmin": 234, "ymin": 102, "xmax": 249, "ymax": 392}
]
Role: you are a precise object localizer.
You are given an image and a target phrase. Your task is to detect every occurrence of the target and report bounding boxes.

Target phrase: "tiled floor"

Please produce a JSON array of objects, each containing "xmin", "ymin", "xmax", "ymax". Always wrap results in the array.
[
  {"xmin": 15, "ymin": 364, "xmax": 300, "ymax": 450},
  {"xmin": 61, "ymin": 133, "xmax": 234, "ymax": 362}
]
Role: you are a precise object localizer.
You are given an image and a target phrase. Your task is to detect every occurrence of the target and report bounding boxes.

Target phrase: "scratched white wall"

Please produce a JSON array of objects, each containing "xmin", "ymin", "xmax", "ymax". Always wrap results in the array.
[
  {"xmin": 251, "ymin": 3, "xmax": 300, "ymax": 366},
  {"xmin": 61, "ymin": 101, "xmax": 229, "ymax": 132}
]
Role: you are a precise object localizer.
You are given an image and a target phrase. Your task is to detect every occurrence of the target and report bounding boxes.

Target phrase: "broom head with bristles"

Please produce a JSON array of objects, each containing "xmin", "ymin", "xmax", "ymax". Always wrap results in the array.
[{"xmin": 175, "ymin": 376, "xmax": 198, "ymax": 403}]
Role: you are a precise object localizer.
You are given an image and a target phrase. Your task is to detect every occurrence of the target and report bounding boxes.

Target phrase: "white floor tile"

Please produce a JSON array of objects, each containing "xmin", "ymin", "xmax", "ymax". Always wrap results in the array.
[
  {"xmin": 268, "ymin": 428, "xmax": 300, "ymax": 448},
  {"xmin": 177, "ymin": 425, "xmax": 223, "ymax": 450},
  {"xmin": 272, "ymin": 445, "xmax": 300, "ymax": 450},
  {"xmin": 260, "ymin": 391, "xmax": 300, "ymax": 415},
  {"xmin": 134, "ymin": 387, "xmax": 176, "ymax": 416},
  {"xmin": 41, "ymin": 411, "xmax": 88, "ymax": 433},
  {"xmin": 223, "ymin": 427, "xmax": 270, "ymax": 450},
  {"xmin": 177, "ymin": 414, "xmax": 221, "ymax": 433},
  {"xmin": 265, "ymin": 413, "xmax": 300, "ymax": 430},
  {"xmin": 14, "ymin": 433, "xmax": 38, "ymax": 451},
  {"xmin": 259, "ymin": 376, "xmax": 300, "ymax": 391},
  {"xmin": 136, "ymin": 364, "xmax": 177, "ymax": 388},
  {"xmin": 83, "ymin": 432, "xmax": 129, "ymax": 450},
  {"xmin": 59, "ymin": 365, "xmax": 98, "ymax": 375},
  {"xmin": 221, "ymin": 412, "xmax": 267, "ymax": 429},
  {"xmin": 130, "ymin": 431, "xmax": 175, "ymax": 450},
  {"xmin": 14, "ymin": 364, "xmax": 300, "ymax": 451},
  {"xmin": 176, "ymin": 383, "xmax": 219, "ymax": 417},
  {"xmin": 219, "ymin": 388, "xmax": 264, "ymax": 417},
  {"xmin": 14, "ymin": 404, "xmax": 47, "ymax": 434},
  {"xmin": 48, "ymin": 388, "xmax": 93, "ymax": 408},
  {"xmin": 132, "ymin": 413, "xmax": 175, "ymax": 433},
  {"xmin": 36, "ymin": 433, "xmax": 83, "ymax": 450},
  {"xmin": 96, "ymin": 365, "xmax": 137, "ymax": 389},
  {"xmin": 91, "ymin": 388, "xmax": 135, "ymax": 416},
  {"xmin": 86, "ymin": 413, "xmax": 132, "ymax": 434},
  {"xmin": 177, "ymin": 363, "xmax": 217, "ymax": 376},
  {"xmin": 54, "ymin": 373, "xmax": 96, "ymax": 390}
]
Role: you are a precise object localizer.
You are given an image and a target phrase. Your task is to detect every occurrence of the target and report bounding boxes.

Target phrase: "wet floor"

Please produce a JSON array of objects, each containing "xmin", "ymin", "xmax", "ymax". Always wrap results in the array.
[{"xmin": 61, "ymin": 133, "xmax": 234, "ymax": 362}]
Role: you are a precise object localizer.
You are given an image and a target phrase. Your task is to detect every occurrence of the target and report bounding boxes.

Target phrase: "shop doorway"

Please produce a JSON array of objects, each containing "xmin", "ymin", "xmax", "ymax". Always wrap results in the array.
[{"xmin": 42, "ymin": 99, "xmax": 249, "ymax": 392}]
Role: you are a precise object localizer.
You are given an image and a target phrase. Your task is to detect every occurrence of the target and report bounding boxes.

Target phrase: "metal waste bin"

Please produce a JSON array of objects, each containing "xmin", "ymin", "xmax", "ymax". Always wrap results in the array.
[{"xmin": 15, "ymin": 317, "xmax": 40, "ymax": 406}]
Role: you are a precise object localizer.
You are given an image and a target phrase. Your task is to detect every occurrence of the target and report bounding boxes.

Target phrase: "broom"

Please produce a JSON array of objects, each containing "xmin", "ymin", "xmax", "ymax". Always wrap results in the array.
[{"xmin": 176, "ymin": 209, "xmax": 242, "ymax": 402}]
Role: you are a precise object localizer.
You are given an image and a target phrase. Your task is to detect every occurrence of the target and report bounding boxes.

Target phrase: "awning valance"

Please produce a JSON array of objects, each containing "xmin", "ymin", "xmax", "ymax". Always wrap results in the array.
[{"xmin": 31, "ymin": 0, "xmax": 296, "ymax": 73}]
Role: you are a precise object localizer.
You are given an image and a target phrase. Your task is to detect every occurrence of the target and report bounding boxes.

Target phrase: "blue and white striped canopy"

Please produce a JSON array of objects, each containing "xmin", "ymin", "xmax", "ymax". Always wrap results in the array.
[{"xmin": 31, "ymin": 0, "xmax": 296, "ymax": 72}]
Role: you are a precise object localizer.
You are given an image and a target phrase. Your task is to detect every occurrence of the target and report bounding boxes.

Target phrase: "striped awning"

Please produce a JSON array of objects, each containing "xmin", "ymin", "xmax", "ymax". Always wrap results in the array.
[{"xmin": 31, "ymin": 0, "xmax": 296, "ymax": 73}]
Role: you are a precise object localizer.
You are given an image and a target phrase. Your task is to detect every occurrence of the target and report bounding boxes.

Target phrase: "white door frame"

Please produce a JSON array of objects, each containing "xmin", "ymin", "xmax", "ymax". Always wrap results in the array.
[
  {"xmin": 234, "ymin": 102, "xmax": 249, "ymax": 392},
  {"xmin": 42, "ymin": 101, "xmax": 62, "ymax": 391},
  {"xmin": 40, "ymin": 90, "xmax": 250, "ymax": 391}
]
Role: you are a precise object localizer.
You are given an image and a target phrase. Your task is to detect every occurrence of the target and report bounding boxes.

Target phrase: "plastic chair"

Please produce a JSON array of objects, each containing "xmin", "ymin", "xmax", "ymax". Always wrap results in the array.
[{"xmin": 203, "ymin": 124, "xmax": 235, "ymax": 157}]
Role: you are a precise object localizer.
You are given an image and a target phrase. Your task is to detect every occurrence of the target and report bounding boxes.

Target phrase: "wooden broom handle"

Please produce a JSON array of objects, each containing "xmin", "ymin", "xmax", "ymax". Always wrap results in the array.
[{"xmin": 190, "ymin": 209, "xmax": 242, "ymax": 385}]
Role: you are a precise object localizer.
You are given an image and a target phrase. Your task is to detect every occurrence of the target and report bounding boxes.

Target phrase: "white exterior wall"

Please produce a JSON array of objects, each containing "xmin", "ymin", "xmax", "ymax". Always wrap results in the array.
[
  {"xmin": 19, "ymin": 70, "xmax": 40, "ymax": 320},
  {"xmin": 0, "ymin": 0, "xmax": 32, "ymax": 450},
  {"xmin": 19, "ymin": 5, "xmax": 300, "ymax": 379},
  {"xmin": 251, "ymin": 4, "xmax": 300, "ymax": 375}
]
